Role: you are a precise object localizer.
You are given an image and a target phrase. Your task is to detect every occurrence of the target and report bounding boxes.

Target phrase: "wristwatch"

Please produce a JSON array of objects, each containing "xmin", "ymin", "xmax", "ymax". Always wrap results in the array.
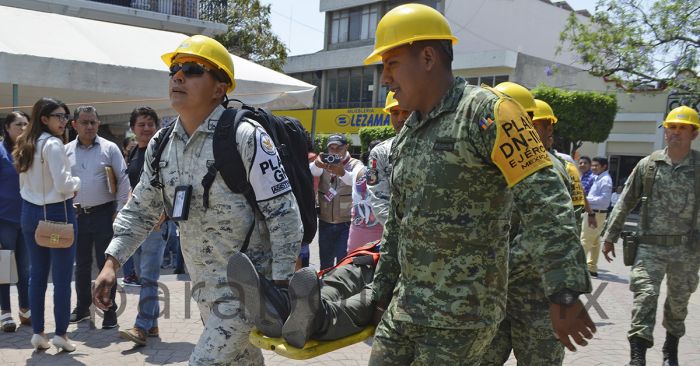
[{"xmin": 548, "ymin": 288, "xmax": 580, "ymax": 306}]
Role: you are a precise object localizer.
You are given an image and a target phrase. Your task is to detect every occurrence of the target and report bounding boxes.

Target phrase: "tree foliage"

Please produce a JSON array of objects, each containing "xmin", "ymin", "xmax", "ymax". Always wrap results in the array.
[
  {"xmin": 358, "ymin": 126, "xmax": 395, "ymax": 153},
  {"xmin": 200, "ymin": 0, "xmax": 288, "ymax": 71},
  {"xmin": 532, "ymin": 86, "xmax": 618, "ymax": 155},
  {"xmin": 559, "ymin": 0, "xmax": 699, "ymax": 94}
]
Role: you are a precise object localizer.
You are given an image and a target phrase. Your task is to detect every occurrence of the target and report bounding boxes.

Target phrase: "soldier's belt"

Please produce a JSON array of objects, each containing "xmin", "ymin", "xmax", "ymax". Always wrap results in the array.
[{"xmin": 638, "ymin": 234, "xmax": 689, "ymax": 246}]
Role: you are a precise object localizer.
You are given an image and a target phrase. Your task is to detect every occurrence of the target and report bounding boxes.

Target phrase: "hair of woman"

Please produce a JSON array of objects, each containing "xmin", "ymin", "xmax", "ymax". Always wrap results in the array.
[{"xmin": 13, "ymin": 98, "xmax": 69, "ymax": 173}]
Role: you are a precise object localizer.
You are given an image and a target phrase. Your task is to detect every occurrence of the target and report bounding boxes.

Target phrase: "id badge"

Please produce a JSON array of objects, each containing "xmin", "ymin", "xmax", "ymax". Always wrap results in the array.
[
  {"xmin": 171, "ymin": 185, "xmax": 193, "ymax": 221},
  {"xmin": 323, "ymin": 187, "xmax": 338, "ymax": 202}
]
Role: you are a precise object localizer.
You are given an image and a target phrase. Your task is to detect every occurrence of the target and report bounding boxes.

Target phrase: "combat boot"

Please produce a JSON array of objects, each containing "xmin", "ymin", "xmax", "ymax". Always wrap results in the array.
[
  {"xmin": 626, "ymin": 336, "xmax": 649, "ymax": 366},
  {"xmin": 662, "ymin": 332, "xmax": 679, "ymax": 366},
  {"xmin": 282, "ymin": 267, "xmax": 325, "ymax": 348}
]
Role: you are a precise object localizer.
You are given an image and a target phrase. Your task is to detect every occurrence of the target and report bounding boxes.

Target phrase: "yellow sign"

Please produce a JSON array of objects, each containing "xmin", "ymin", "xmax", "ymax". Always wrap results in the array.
[
  {"xmin": 274, "ymin": 108, "xmax": 390, "ymax": 134},
  {"xmin": 490, "ymin": 98, "xmax": 552, "ymax": 187},
  {"xmin": 565, "ymin": 161, "xmax": 586, "ymax": 207}
]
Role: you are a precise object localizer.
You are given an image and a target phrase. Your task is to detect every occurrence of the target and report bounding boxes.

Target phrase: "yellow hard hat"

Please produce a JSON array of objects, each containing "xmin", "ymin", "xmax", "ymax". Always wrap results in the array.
[
  {"xmin": 383, "ymin": 91, "xmax": 399, "ymax": 114},
  {"xmin": 533, "ymin": 99, "xmax": 558, "ymax": 124},
  {"xmin": 161, "ymin": 35, "xmax": 236, "ymax": 93},
  {"xmin": 494, "ymin": 82, "xmax": 536, "ymax": 113},
  {"xmin": 663, "ymin": 106, "xmax": 699, "ymax": 129},
  {"xmin": 364, "ymin": 3, "xmax": 458, "ymax": 65}
]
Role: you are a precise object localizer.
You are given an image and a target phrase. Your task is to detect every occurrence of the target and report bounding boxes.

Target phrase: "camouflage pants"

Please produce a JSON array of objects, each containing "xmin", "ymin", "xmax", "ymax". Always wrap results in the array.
[
  {"xmin": 189, "ymin": 299, "xmax": 264, "ymax": 366},
  {"xmin": 369, "ymin": 304, "xmax": 497, "ymax": 366},
  {"xmin": 481, "ymin": 268, "xmax": 564, "ymax": 366},
  {"xmin": 628, "ymin": 243, "xmax": 700, "ymax": 346}
]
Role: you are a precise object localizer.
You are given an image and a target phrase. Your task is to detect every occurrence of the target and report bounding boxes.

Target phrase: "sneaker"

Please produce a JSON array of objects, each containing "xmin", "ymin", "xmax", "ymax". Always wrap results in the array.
[
  {"xmin": 122, "ymin": 274, "xmax": 141, "ymax": 287},
  {"xmin": 1, "ymin": 313, "xmax": 17, "ymax": 332},
  {"xmin": 282, "ymin": 268, "xmax": 322, "ymax": 348},
  {"xmin": 119, "ymin": 327, "xmax": 147, "ymax": 346},
  {"xmin": 102, "ymin": 310, "xmax": 118, "ymax": 329},
  {"xmin": 148, "ymin": 326, "xmax": 159, "ymax": 337},
  {"xmin": 227, "ymin": 252, "xmax": 285, "ymax": 338},
  {"xmin": 69, "ymin": 308, "xmax": 90, "ymax": 323},
  {"xmin": 18, "ymin": 309, "xmax": 31, "ymax": 326}
]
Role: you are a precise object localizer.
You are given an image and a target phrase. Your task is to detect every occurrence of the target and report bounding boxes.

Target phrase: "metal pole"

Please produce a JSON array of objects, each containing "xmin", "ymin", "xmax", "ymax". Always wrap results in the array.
[
  {"xmin": 310, "ymin": 88, "xmax": 318, "ymax": 141},
  {"xmin": 12, "ymin": 84, "xmax": 19, "ymax": 111}
]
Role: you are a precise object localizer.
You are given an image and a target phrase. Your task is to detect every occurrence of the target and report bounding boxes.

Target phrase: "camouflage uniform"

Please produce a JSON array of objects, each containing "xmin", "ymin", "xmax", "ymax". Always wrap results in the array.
[
  {"xmin": 482, "ymin": 153, "xmax": 575, "ymax": 366},
  {"xmin": 603, "ymin": 148, "xmax": 700, "ymax": 346},
  {"xmin": 367, "ymin": 137, "xmax": 394, "ymax": 225},
  {"xmin": 106, "ymin": 105, "xmax": 303, "ymax": 365},
  {"xmin": 369, "ymin": 78, "xmax": 591, "ymax": 365}
]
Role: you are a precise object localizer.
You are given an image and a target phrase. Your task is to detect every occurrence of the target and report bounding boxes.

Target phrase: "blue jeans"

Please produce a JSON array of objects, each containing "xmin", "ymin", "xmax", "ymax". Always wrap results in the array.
[
  {"xmin": 122, "ymin": 255, "xmax": 137, "ymax": 277},
  {"xmin": 163, "ymin": 220, "xmax": 184, "ymax": 272},
  {"xmin": 75, "ymin": 204, "xmax": 116, "ymax": 313},
  {"xmin": 318, "ymin": 221, "xmax": 350, "ymax": 270},
  {"xmin": 21, "ymin": 199, "xmax": 77, "ymax": 336},
  {"xmin": 133, "ymin": 230, "xmax": 165, "ymax": 331},
  {"xmin": 0, "ymin": 219, "xmax": 29, "ymax": 311}
]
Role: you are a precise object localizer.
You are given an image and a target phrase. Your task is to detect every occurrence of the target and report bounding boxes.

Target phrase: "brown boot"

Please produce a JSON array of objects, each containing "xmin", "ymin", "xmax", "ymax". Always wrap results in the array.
[
  {"xmin": 119, "ymin": 327, "xmax": 147, "ymax": 346},
  {"xmin": 148, "ymin": 326, "xmax": 159, "ymax": 337}
]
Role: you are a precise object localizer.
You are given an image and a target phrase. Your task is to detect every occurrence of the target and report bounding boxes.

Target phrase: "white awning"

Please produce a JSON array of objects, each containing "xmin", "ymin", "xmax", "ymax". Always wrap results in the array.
[{"xmin": 0, "ymin": 5, "xmax": 315, "ymax": 118}]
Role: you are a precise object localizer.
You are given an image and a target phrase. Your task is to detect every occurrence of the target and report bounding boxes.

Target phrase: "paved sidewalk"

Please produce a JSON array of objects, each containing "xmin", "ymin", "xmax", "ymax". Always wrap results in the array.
[{"xmin": 1, "ymin": 236, "xmax": 699, "ymax": 365}]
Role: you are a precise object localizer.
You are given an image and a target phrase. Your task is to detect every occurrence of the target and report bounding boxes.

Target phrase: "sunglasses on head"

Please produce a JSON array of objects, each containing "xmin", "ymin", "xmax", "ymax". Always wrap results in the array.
[{"xmin": 169, "ymin": 62, "xmax": 225, "ymax": 82}]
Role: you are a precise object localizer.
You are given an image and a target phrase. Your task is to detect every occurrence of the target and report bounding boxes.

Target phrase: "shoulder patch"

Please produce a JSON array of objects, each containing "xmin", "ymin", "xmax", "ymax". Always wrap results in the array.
[
  {"xmin": 249, "ymin": 127, "xmax": 292, "ymax": 201},
  {"xmin": 490, "ymin": 98, "xmax": 552, "ymax": 187}
]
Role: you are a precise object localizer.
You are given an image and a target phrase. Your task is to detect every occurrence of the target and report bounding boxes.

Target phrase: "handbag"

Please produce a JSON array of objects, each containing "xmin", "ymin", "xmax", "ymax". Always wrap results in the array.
[{"xmin": 33, "ymin": 138, "xmax": 74, "ymax": 249}]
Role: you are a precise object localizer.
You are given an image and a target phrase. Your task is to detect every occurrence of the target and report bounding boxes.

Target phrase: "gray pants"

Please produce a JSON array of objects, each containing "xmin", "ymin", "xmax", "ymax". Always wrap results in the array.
[{"xmin": 314, "ymin": 263, "xmax": 375, "ymax": 341}]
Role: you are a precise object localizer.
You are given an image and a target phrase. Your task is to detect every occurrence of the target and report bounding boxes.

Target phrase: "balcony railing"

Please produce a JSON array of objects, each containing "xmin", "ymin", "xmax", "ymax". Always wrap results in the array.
[{"xmin": 89, "ymin": 0, "xmax": 227, "ymax": 21}]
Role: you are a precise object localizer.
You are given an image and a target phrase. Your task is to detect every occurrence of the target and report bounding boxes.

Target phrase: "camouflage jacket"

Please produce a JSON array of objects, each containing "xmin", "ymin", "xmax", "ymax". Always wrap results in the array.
[
  {"xmin": 367, "ymin": 137, "xmax": 395, "ymax": 226},
  {"xmin": 603, "ymin": 148, "xmax": 699, "ymax": 244},
  {"xmin": 373, "ymin": 77, "xmax": 590, "ymax": 329},
  {"xmin": 106, "ymin": 105, "xmax": 303, "ymax": 304}
]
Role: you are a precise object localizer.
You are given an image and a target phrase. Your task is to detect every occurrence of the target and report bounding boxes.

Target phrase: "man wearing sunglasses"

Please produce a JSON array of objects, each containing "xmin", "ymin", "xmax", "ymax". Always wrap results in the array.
[
  {"xmin": 65, "ymin": 105, "xmax": 130, "ymax": 330},
  {"xmin": 93, "ymin": 35, "xmax": 302, "ymax": 365}
]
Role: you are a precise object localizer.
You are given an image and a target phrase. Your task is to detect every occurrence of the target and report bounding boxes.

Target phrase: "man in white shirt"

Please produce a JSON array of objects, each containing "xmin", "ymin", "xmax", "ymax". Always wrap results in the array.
[
  {"xmin": 580, "ymin": 156, "xmax": 613, "ymax": 277},
  {"xmin": 65, "ymin": 105, "xmax": 129, "ymax": 328},
  {"xmin": 309, "ymin": 135, "xmax": 363, "ymax": 269}
]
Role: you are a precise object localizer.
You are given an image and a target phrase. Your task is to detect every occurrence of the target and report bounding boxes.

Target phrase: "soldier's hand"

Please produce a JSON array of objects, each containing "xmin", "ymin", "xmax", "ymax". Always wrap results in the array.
[
  {"xmin": 602, "ymin": 241, "xmax": 616, "ymax": 262},
  {"xmin": 549, "ymin": 300, "xmax": 596, "ymax": 352},
  {"xmin": 371, "ymin": 302, "xmax": 387, "ymax": 325},
  {"xmin": 93, "ymin": 256, "xmax": 119, "ymax": 311}
]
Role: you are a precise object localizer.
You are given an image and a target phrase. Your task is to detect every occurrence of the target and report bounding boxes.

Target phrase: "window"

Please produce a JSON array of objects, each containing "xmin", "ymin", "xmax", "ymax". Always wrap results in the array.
[
  {"xmin": 330, "ymin": 4, "xmax": 380, "ymax": 45},
  {"xmin": 465, "ymin": 75, "xmax": 510, "ymax": 87},
  {"xmin": 325, "ymin": 67, "xmax": 376, "ymax": 109},
  {"xmin": 290, "ymin": 71, "xmax": 322, "ymax": 104}
]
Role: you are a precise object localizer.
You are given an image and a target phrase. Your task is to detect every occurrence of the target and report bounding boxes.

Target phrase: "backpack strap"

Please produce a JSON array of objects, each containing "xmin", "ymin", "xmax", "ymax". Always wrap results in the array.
[
  {"xmin": 149, "ymin": 123, "xmax": 177, "ymax": 213},
  {"xmin": 201, "ymin": 107, "xmax": 260, "ymax": 253},
  {"xmin": 691, "ymin": 150, "xmax": 700, "ymax": 242}
]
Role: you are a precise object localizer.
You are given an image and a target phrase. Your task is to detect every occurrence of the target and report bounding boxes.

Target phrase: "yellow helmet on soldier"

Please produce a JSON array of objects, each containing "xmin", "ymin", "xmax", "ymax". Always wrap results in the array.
[
  {"xmin": 364, "ymin": 3, "xmax": 458, "ymax": 65},
  {"xmin": 663, "ymin": 106, "xmax": 699, "ymax": 129},
  {"xmin": 495, "ymin": 82, "xmax": 536, "ymax": 113},
  {"xmin": 383, "ymin": 91, "xmax": 399, "ymax": 114},
  {"xmin": 533, "ymin": 99, "xmax": 558, "ymax": 124},
  {"xmin": 161, "ymin": 35, "xmax": 236, "ymax": 93}
]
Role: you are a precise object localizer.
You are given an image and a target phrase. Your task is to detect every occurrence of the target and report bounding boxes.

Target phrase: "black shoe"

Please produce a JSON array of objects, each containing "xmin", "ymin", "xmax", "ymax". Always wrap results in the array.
[
  {"xmin": 69, "ymin": 308, "xmax": 90, "ymax": 323},
  {"xmin": 662, "ymin": 332, "xmax": 679, "ymax": 366},
  {"xmin": 227, "ymin": 252, "xmax": 285, "ymax": 338},
  {"xmin": 282, "ymin": 268, "xmax": 322, "ymax": 349},
  {"xmin": 589, "ymin": 271, "xmax": 599, "ymax": 278},
  {"xmin": 101, "ymin": 310, "xmax": 118, "ymax": 329},
  {"xmin": 626, "ymin": 336, "xmax": 649, "ymax": 366}
]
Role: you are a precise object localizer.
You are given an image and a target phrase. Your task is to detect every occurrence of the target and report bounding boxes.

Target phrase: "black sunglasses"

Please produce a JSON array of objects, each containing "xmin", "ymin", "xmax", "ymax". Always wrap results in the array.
[{"xmin": 169, "ymin": 62, "xmax": 226, "ymax": 82}]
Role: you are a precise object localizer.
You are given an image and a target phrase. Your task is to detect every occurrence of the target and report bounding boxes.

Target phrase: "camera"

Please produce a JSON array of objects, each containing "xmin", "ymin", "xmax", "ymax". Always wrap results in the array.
[{"xmin": 321, "ymin": 153, "xmax": 341, "ymax": 165}]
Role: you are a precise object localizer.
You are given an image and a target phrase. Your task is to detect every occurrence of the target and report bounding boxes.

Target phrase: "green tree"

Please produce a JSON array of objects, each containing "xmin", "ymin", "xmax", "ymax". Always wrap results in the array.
[
  {"xmin": 532, "ymin": 86, "xmax": 618, "ymax": 155},
  {"xmin": 559, "ymin": 0, "xmax": 699, "ymax": 94},
  {"xmin": 200, "ymin": 0, "xmax": 288, "ymax": 71}
]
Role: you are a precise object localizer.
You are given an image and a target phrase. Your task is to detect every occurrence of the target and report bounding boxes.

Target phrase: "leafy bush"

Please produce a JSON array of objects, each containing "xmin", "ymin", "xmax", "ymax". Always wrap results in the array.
[{"xmin": 358, "ymin": 126, "xmax": 396, "ymax": 153}]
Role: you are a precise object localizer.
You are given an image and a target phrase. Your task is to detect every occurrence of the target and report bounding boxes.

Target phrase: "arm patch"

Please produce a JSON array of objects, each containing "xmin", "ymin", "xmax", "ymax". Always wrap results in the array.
[
  {"xmin": 490, "ymin": 98, "xmax": 552, "ymax": 187},
  {"xmin": 248, "ymin": 127, "xmax": 292, "ymax": 201}
]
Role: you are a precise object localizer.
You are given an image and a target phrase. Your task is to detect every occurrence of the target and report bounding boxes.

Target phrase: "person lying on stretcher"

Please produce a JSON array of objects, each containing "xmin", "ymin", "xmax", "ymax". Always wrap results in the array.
[{"xmin": 228, "ymin": 241, "xmax": 381, "ymax": 348}]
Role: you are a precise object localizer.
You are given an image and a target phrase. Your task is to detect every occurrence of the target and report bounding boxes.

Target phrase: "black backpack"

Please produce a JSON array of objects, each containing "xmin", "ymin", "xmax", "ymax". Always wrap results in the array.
[{"xmin": 149, "ymin": 104, "xmax": 317, "ymax": 250}]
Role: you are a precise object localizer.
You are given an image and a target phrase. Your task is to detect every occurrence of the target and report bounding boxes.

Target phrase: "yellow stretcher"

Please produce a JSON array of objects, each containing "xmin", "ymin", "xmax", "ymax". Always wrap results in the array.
[{"xmin": 249, "ymin": 326, "xmax": 376, "ymax": 360}]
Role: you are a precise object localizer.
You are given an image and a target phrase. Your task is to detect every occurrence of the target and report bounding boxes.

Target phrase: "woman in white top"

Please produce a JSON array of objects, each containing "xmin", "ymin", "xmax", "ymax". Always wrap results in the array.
[{"xmin": 12, "ymin": 98, "xmax": 81, "ymax": 352}]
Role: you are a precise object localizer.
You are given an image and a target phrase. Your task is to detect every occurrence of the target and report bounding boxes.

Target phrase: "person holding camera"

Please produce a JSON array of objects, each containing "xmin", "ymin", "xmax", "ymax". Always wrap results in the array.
[{"xmin": 310, "ymin": 134, "xmax": 363, "ymax": 270}]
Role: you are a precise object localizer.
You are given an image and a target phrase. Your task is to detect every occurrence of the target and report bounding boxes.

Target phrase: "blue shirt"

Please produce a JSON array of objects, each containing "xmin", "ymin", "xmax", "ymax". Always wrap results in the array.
[
  {"xmin": 0, "ymin": 142, "xmax": 21, "ymax": 224},
  {"xmin": 586, "ymin": 170, "xmax": 613, "ymax": 211},
  {"xmin": 580, "ymin": 170, "xmax": 594, "ymax": 195}
]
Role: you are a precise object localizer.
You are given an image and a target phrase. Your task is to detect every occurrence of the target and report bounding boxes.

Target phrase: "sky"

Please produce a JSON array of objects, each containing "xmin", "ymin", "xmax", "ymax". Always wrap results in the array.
[{"xmin": 262, "ymin": 0, "xmax": 601, "ymax": 57}]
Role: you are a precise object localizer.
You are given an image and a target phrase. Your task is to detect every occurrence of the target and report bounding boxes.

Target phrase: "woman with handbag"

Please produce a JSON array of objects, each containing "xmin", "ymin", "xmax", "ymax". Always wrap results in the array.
[
  {"xmin": 12, "ymin": 98, "xmax": 81, "ymax": 352},
  {"xmin": 0, "ymin": 111, "xmax": 31, "ymax": 332}
]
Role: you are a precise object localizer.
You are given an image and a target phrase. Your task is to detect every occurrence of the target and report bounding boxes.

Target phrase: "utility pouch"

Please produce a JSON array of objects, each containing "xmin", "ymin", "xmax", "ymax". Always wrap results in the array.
[{"xmin": 621, "ymin": 231, "xmax": 639, "ymax": 266}]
